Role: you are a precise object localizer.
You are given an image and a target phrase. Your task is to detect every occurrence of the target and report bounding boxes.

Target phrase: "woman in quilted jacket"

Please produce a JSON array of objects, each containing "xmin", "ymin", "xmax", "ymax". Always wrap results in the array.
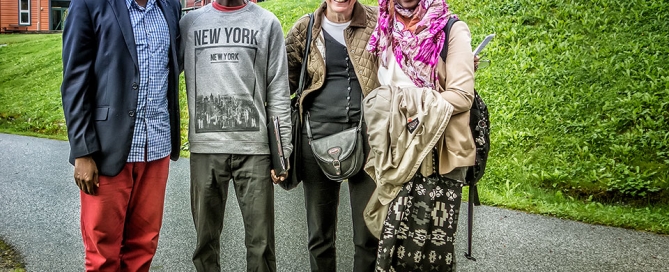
[
  {"xmin": 365, "ymin": 0, "xmax": 477, "ymax": 271},
  {"xmin": 284, "ymin": 0, "xmax": 380, "ymax": 271}
]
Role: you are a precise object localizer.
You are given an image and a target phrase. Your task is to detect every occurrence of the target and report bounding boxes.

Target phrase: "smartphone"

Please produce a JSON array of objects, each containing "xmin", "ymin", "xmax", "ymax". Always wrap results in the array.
[{"xmin": 473, "ymin": 34, "xmax": 495, "ymax": 56}]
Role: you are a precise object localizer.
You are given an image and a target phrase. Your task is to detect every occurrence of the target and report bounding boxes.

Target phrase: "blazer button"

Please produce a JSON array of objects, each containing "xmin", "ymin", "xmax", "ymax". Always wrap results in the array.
[
  {"xmin": 128, "ymin": 110, "xmax": 135, "ymax": 117},
  {"xmin": 132, "ymin": 83, "xmax": 138, "ymax": 90}
]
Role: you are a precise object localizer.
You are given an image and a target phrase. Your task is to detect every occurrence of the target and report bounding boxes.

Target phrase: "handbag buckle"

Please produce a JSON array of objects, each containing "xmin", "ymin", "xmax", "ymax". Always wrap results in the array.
[
  {"xmin": 328, "ymin": 147, "xmax": 343, "ymax": 175},
  {"xmin": 333, "ymin": 160, "xmax": 341, "ymax": 175}
]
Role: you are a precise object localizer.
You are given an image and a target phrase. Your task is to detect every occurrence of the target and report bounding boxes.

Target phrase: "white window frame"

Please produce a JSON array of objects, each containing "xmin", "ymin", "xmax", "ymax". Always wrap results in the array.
[{"xmin": 19, "ymin": 0, "xmax": 31, "ymax": 26}]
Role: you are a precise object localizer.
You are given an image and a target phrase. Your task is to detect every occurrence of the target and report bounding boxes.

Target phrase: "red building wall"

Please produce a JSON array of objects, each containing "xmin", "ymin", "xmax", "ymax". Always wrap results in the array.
[
  {"xmin": 0, "ymin": 0, "xmax": 19, "ymax": 32},
  {"xmin": 1, "ymin": 0, "xmax": 50, "ymax": 32}
]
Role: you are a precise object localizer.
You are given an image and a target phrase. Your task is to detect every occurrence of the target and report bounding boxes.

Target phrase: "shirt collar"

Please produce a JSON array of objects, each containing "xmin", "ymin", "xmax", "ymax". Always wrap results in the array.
[{"xmin": 126, "ymin": 0, "xmax": 159, "ymax": 11}]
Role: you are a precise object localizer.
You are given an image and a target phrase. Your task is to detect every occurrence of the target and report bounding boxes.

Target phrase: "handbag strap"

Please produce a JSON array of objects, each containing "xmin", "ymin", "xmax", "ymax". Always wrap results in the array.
[
  {"xmin": 294, "ymin": 13, "xmax": 315, "ymax": 106},
  {"xmin": 356, "ymin": 94, "xmax": 364, "ymax": 131},
  {"xmin": 306, "ymin": 93, "xmax": 364, "ymax": 141}
]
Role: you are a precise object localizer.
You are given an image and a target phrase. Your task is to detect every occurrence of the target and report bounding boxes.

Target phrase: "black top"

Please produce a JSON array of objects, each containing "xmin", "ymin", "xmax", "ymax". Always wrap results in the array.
[{"xmin": 305, "ymin": 30, "xmax": 363, "ymax": 123}]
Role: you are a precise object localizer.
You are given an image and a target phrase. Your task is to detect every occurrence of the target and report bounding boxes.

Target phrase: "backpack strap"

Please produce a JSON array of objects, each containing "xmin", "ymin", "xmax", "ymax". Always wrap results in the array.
[
  {"xmin": 439, "ymin": 16, "xmax": 461, "ymax": 61},
  {"xmin": 435, "ymin": 16, "xmax": 460, "ymax": 92}
]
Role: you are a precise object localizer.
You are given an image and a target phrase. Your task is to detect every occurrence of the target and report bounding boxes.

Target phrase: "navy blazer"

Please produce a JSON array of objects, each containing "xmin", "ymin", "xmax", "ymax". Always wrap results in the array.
[{"xmin": 61, "ymin": 0, "xmax": 182, "ymax": 177}]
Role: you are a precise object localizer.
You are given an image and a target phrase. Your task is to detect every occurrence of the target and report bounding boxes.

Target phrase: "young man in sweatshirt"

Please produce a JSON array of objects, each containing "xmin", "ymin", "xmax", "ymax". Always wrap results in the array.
[{"xmin": 179, "ymin": 1, "xmax": 292, "ymax": 271}]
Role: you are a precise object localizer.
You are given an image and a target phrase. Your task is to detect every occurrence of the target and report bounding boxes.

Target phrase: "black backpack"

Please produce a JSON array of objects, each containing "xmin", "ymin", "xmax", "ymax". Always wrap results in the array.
[{"xmin": 440, "ymin": 16, "xmax": 492, "ymax": 261}]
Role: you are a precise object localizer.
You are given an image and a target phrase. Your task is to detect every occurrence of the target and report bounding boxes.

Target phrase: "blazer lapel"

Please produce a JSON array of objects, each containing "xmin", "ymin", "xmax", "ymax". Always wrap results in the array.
[{"xmin": 109, "ymin": 0, "xmax": 139, "ymax": 70}]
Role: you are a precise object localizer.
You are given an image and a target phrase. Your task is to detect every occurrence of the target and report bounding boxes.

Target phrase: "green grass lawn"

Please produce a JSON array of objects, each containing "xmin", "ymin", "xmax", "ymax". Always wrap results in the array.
[
  {"xmin": 0, "ymin": 34, "xmax": 65, "ymax": 140},
  {"xmin": 0, "ymin": 0, "xmax": 667, "ymax": 234},
  {"xmin": 0, "ymin": 237, "xmax": 25, "ymax": 271}
]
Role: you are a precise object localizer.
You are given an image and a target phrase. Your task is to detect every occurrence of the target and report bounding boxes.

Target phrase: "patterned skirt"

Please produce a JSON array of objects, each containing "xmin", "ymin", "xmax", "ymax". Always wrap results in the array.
[{"xmin": 376, "ymin": 173, "xmax": 463, "ymax": 272}]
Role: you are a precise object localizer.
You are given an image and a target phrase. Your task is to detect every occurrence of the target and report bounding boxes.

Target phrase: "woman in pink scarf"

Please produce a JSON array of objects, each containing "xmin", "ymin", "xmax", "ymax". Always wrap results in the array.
[{"xmin": 367, "ymin": 0, "xmax": 476, "ymax": 271}]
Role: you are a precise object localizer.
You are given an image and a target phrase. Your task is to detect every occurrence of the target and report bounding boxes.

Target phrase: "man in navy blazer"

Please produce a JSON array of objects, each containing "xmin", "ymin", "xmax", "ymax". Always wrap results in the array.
[{"xmin": 60, "ymin": 0, "xmax": 181, "ymax": 270}]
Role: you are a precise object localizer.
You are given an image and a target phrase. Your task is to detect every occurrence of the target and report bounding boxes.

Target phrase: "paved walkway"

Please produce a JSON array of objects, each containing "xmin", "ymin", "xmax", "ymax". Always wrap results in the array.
[{"xmin": 0, "ymin": 133, "xmax": 668, "ymax": 272}]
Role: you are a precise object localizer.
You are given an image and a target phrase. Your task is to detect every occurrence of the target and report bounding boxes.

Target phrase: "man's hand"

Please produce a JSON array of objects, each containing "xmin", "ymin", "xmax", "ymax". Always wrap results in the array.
[
  {"xmin": 74, "ymin": 156, "xmax": 99, "ymax": 195},
  {"xmin": 271, "ymin": 169, "xmax": 289, "ymax": 184}
]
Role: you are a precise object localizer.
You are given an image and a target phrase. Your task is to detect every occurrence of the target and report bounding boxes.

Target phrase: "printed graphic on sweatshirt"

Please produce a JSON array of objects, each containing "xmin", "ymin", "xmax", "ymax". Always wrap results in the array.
[{"xmin": 193, "ymin": 27, "xmax": 260, "ymax": 133}]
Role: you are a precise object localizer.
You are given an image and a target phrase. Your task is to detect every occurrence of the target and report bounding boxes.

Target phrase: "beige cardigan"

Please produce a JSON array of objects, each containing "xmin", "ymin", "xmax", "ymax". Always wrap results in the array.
[
  {"xmin": 363, "ymin": 21, "xmax": 476, "ymax": 238},
  {"xmin": 436, "ymin": 21, "xmax": 477, "ymax": 174}
]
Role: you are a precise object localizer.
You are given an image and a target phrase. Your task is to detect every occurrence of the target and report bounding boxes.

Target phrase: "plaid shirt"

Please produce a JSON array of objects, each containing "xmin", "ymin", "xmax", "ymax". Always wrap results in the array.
[{"xmin": 126, "ymin": 0, "xmax": 171, "ymax": 162}]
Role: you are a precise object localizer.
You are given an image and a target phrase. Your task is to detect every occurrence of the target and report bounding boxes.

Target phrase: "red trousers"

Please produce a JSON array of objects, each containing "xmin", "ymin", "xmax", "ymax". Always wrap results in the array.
[{"xmin": 80, "ymin": 156, "xmax": 170, "ymax": 272}]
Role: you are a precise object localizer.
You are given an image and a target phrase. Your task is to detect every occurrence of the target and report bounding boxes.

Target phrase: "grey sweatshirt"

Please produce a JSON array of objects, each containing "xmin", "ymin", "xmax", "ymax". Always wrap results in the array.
[{"xmin": 180, "ymin": 3, "xmax": 292, "ymax": 156}]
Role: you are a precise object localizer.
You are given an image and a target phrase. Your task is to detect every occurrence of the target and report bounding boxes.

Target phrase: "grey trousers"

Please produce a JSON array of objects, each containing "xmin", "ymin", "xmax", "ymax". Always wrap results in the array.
[{"xmin": 190, "ymin": 153, "xmax": 275, "ymax": 272}]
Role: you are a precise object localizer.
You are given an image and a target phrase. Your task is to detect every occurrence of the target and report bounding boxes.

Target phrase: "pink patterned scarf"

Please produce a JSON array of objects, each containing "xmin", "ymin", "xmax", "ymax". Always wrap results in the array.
[{"xmin": 367, "ymin": 0, "xmax": 456, "ymax": 88}]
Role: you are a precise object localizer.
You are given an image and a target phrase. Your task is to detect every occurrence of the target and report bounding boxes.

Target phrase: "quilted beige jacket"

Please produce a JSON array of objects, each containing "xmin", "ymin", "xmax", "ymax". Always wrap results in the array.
[{"xmin": 285, "ymin": 1, "xmax": 380, "ymax": 120}]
